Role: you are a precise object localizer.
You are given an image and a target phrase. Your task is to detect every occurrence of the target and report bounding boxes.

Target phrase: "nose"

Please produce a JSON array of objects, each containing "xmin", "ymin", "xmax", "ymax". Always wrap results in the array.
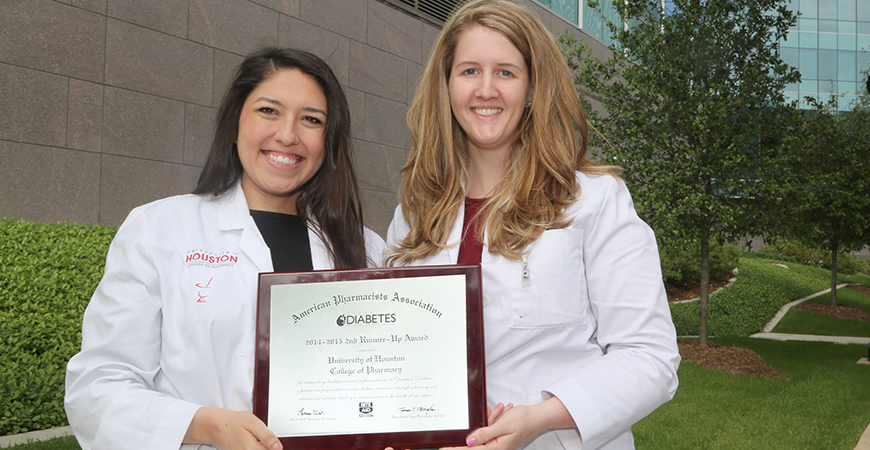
[
  {"xmin": 274, "ymin": 120, "xmax": 299, "ymax": 146},
  {"xmin": 475, "ymin": 74, "xmax": 498, "ymax": 100}
]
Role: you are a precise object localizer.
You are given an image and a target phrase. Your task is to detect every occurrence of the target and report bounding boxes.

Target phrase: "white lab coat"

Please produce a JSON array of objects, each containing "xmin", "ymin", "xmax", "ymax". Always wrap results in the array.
[
  {"xmin": 65, "ymin": 182, "xmax": 385, "ymax": 450},
  {"xmin": 386, "ymin": 172, "xmax": 680, "ymax": 450}
]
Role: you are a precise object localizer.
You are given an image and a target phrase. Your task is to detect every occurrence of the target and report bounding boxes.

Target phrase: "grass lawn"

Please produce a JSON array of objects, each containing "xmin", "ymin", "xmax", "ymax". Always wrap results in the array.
[
  {"xmin": 774, "ymin": 287, "xmax": 870, "ymax": 337},
  {"xmin": 5, "ymin": 435, "xmax": 79, "ymax": 449},
  {"xmin": 19, "ymin": 338, "xmax": 870, "ymax": 450},
  {"xmin": 634, "ymin": 337, "xmax": 870, "ymax": 450}
]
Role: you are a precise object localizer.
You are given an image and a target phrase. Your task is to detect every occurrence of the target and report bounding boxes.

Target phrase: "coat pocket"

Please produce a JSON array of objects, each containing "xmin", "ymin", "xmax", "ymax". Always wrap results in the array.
[{"xmin": 510, "ymin": 228, "xmax": 589, "ymax": 329}]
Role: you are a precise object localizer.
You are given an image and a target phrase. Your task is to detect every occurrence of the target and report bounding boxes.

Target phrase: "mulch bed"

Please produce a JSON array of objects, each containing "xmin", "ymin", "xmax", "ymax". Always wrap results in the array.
[
  {"xmin": 678, "ymin": 339, "xmax": 785, "ymax": 380},
  {"xmin": 666, "ymin": 278, "xmax": 729, "ymax": 302},
  {"xmin": 795, "ymin": 303, "xmax": 870, "ymax": 322},
  {"xmin": 851, "ymin": 285, "xmax": 870, "ymax": 295}
]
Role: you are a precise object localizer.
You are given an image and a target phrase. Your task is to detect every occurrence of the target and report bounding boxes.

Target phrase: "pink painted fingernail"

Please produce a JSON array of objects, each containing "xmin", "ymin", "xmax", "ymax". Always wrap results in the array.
[
  {"xmin": 506, "ymin": 403, "xmax": 513, "ymax": 408},
  {"xmin": 272, "ymin": 442, "xmax": 283, "ymax": 450},
  {"xmin": 496, "ymin": 402, "xmax": 503, "ymax": 408},
  {"xmin": 466, "ymin": 436, "xmax": 477, "ymax": 446}
]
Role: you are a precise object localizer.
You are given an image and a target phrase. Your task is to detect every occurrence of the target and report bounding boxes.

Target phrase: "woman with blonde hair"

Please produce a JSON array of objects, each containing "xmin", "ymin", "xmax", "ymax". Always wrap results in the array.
[{"xmin": 386, "ymin": 1, "xmax": 680, "ymax": 449}]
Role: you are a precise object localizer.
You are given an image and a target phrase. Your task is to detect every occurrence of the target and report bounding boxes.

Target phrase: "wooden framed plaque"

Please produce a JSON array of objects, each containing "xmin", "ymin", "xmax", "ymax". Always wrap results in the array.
[{"xmin": 254, "ymin": 265, "xmax": 486, "ymax": 450}]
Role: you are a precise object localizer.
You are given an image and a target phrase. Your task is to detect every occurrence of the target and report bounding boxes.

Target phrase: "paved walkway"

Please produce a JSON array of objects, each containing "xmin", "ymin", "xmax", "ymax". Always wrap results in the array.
[
  {"xmin": 748, "ymin": 282, "xmax": 870, "ymax": 450},
  {"xmin": 0, "ymin": 426, "xmax": 72, "ymax": 448}
]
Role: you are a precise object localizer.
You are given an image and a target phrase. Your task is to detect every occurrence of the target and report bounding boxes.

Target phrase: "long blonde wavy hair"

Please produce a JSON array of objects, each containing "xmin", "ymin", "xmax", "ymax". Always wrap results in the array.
[{"xmin": 387, "ymin": 0, "xmax": 619, "ymax": 265}]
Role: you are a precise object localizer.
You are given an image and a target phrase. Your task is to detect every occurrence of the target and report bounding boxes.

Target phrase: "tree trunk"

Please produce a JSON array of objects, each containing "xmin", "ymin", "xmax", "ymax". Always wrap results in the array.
[
  {"xmin": 830, "ymin": 243, "xmax": 838, "ymax": 306},
  {"xmin": 699, "ymin": 234, "xmax": 710, "ymax": 346}
]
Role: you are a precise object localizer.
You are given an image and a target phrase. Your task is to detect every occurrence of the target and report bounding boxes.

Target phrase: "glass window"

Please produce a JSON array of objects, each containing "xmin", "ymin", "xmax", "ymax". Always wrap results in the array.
[
  {"xmin": 799, "ymin": 17, "xmax": 818, "ymax": 31},
  {"xmin": 839, "ymin": 0, "xmax": 856, "ymax": 20},
  {"xmin": 784, "ymin": 91, "xmax": 799, "ymax": 105},
  {"xmin": 819, "ymin": 32, "xmax": 838, "ymax": 49},
  {"xmin": 819, "ymin": 50, "xmax": 838, "ymax": 80},
  {"xmin": 781, "ymin": 47, "xmax": 800, "ymax": 68},
  {"xmin": 551, "ymin": 0, "xmax": 579, "ymax": 24},
  {"xmin": 819, "ymin": 1, "xmax": 836, "ymax": 19},
  {"xmin": 858, "ymin": 22, "xmax": 870, "ymax": 35},
  {"xmin": 839, "ymin": 50, "xmax": 857, "ymax": 81},
  {"xmin": 800, "ymin": 48, "xmax": 818, "ymax": 78},
  {"xmin": 839, "ymin": 20, "xmax": 856, "ymax": 34},
  {"xmin": 842, "ymin": 94, "xmax": 858, "ymax": 107},
  {"xmin": 840, "ymin": 81, "xmax": 857, "ymax": 95},
  {"xmin": 858, "ymin": 52, "xmax": 870, "ymax": 79},
  {"xmin": 582, "ymin": 4, "xmax": 604, "ymax": 41},
  {"xmin": 819, "ymin": 20, "xmax": 837, "ymax": 32},
  {"xmin": 800, "ymin": 31, "xmax": 818, "ymax": 47},
  {"xmin": 859, "ymin": 1, "xmax": 870, "ymax": 21},
  {"xmin": 802, "ymin": 80, "xmax": 819, "ymax": 93},
  {"xmin": 858, "ymin": 35, "xmax": 870, "ymax": 52},
  {"xmin": 800, "ymin": 0, "xmax": 818, "ymax": 18},
  {"xmin": 839, "ymin": 33, "xmax": 856, "ymax": 50}
]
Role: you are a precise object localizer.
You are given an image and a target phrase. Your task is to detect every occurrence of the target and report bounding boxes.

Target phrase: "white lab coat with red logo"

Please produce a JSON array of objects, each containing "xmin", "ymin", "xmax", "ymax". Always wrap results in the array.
[
  {"xmin": 386, "ymin": 173, "xmax": 680, "ymax": 450},
  {"xmin": 65, "ymin": 182, "xmax": 385, "ymax": 450}
]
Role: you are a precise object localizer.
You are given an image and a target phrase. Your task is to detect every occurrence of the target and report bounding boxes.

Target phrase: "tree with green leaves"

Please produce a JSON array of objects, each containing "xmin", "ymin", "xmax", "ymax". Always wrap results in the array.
[
  {"xmin": 561, "ymin": 0, "xmax": 800, "ymax": 345},
  {"xmin": 779, "ymin": 94, "xmax": 870, "ymax": 305}
]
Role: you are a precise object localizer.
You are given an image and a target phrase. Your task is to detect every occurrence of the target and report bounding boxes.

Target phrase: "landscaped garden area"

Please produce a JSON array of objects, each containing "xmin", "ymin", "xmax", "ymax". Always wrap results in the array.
[{"xmin": 2, "ymin": 218, "xmax": 869, "ymax": 449}]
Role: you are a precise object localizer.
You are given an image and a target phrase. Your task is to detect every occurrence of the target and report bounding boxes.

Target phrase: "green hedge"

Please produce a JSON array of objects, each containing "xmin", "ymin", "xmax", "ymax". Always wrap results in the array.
[
  {"xmin": 0, "ymin": 219, "xmax": 116, "ymax": 435},
  {"xmin": 659, "ymin": 238, "xmax": 740, "ymax": 285},
  {"xmin": 760, "ymin": 240, "xmax": 870, "ymax": 275},
  {"xmin": 670, "ymin": 254, "xmax": 870, "ymax": 337}
]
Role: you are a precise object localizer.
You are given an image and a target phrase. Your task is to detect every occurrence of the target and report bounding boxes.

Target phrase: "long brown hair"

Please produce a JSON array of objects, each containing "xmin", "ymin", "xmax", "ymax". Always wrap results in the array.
[
  {"xmin": 387, "ymin": 0, "xmax": 619, "ymax": 265},
  {"xmin": 194, "ymin": 47, "xmax": 368, "ymax": 269}
]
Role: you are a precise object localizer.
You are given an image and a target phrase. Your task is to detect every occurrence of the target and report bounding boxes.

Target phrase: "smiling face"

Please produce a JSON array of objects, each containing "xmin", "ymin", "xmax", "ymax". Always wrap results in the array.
[
  {"xmin": 448, "ymin": 25, "xmax": 530, "ymax": 159},
  {"xmin": 237, "ymin": 68, "xmax": 327, "ymax": 214}
]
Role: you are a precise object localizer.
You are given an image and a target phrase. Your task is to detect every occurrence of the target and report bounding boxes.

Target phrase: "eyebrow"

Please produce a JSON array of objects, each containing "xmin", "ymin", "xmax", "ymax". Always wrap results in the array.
[
  {"xmin": 254, "ymin": 97, "xmax": 327, "ymax": 116},
  {"xmin": 454, "ymin": 61, "xmax": 525, "ymax": 71}
]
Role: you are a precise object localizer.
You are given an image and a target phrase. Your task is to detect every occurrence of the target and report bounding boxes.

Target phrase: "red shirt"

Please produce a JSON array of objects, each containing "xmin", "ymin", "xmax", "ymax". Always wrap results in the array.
[{"xmin": 457, "ymin": 197, "xmax": 487, "ymax": 265}]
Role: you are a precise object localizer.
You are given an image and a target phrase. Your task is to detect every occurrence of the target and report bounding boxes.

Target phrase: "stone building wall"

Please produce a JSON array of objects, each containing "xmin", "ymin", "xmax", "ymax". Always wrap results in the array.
[{"xmin": 0, "ymin": 0, "xmax": 610, "ymax": 237}]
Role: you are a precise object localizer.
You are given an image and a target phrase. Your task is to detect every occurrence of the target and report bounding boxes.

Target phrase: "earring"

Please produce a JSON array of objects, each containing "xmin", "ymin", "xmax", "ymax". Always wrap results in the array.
[{"xmin": 525, "ymin": 100, "xmax": 531, "ymax": 108}]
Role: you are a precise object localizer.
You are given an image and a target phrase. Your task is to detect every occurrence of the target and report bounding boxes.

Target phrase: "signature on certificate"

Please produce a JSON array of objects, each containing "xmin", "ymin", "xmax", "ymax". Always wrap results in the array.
[
  {"xmin": 297, "ymin": 408, "xmax": 324, "ymax": 416},
  {"xmin": 398, "ymin": 404, "xmax": 438, "ymax": 413}
]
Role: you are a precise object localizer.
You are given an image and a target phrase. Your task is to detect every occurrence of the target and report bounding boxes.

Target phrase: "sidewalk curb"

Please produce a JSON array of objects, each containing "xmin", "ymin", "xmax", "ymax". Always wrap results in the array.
[
  {"xmin": 856, "ymin": 422, "xmax": 870, "ymax": 450},
  {"xmin": 759, "ymin": 282, "xmax": 857, "ymax": 333},
  {"xmin": 750, "ymin": 332, "xmax": 870, "ymax": 345},
  {"xmin": 0, "ymin": 426, "xmax": 74, "ymax": 448}
]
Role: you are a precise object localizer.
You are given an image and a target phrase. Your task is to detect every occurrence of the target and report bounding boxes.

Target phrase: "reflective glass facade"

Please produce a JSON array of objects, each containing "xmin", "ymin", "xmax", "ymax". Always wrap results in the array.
[
  {"xmin": 781, "ymin": 0, "xmax": 870, "ymax": 109},
  {"xmin": 536, "ymin": 0, "xmax": 622, "ymax": 47}
]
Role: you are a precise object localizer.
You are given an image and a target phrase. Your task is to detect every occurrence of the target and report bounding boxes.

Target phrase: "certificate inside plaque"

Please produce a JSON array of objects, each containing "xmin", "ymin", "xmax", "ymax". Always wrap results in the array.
[{"xmin": 255, "ymin": 265, "xmax": 486, "ymax": 450}]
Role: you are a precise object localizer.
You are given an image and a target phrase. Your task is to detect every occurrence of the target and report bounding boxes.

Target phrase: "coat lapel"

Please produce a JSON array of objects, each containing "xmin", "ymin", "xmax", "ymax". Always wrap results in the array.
[{"xmin": 219, "ymin": 183, "xmax": 273, "ymax": 273}]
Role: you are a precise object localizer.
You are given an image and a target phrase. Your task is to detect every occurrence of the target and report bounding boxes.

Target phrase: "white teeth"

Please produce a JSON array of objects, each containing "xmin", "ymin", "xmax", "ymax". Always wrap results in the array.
[
  {"xmin": 265, "ymin": 152, "xmax": 300, "ymax": 166},
  {"xmin": 473, "ymin": 108, "xmax": 502, "ymax": 116}
]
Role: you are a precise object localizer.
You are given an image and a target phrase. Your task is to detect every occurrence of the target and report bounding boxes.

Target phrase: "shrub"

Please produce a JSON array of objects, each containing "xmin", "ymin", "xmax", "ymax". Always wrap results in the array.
[
  {"xmin": 760, "ymin": 239, "xmax": 863, "ymax": 275},
  {"xmin": 670, "ymin": 255, "xmax": 832, "ymax": 336},
  {"xmin": 659, "ymin": 238, "xmax": 740, "ymax": 285},
  {"xmin": 0, "ymin": 219, "xmax": 116, "ymax": 435},
  {"xmin": 760, "ymin": 240, "xmax": 826, "ymax": 268}
]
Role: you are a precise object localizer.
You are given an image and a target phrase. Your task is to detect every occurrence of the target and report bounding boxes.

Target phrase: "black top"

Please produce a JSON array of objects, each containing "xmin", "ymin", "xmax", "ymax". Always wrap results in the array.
[{"xmin": 250, "ymin": 210, "xmax": 314, "ymax": 272}]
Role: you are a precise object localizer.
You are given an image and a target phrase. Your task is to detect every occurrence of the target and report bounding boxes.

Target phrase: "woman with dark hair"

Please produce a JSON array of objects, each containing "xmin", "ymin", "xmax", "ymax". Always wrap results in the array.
[{"xmin": 65, "ymin": 48, "xmax": 384, "ymax": 450}]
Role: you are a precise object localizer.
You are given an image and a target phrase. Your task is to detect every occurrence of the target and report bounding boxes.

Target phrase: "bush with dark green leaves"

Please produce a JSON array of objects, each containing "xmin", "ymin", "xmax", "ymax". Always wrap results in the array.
[
  {"xmin": 658, "ymin": 238, "xmax": 740, "ymax": 285},
  {"xmin": 0, "ymin": 219, "xmax": 116, "ymax": 435},
  {"xmin": 670, "ymin": 253, "xmax": 870, "ymax": 337},
  {"xmin": 760, "ymin": 240, "xmax": 865, "ymax": 275}
]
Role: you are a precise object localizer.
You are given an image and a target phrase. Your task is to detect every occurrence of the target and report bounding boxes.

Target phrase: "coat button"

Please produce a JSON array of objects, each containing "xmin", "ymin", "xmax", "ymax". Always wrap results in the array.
[{"xmin": 482, "ymin": 294, "xmax": 490, "ymax": 307}]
